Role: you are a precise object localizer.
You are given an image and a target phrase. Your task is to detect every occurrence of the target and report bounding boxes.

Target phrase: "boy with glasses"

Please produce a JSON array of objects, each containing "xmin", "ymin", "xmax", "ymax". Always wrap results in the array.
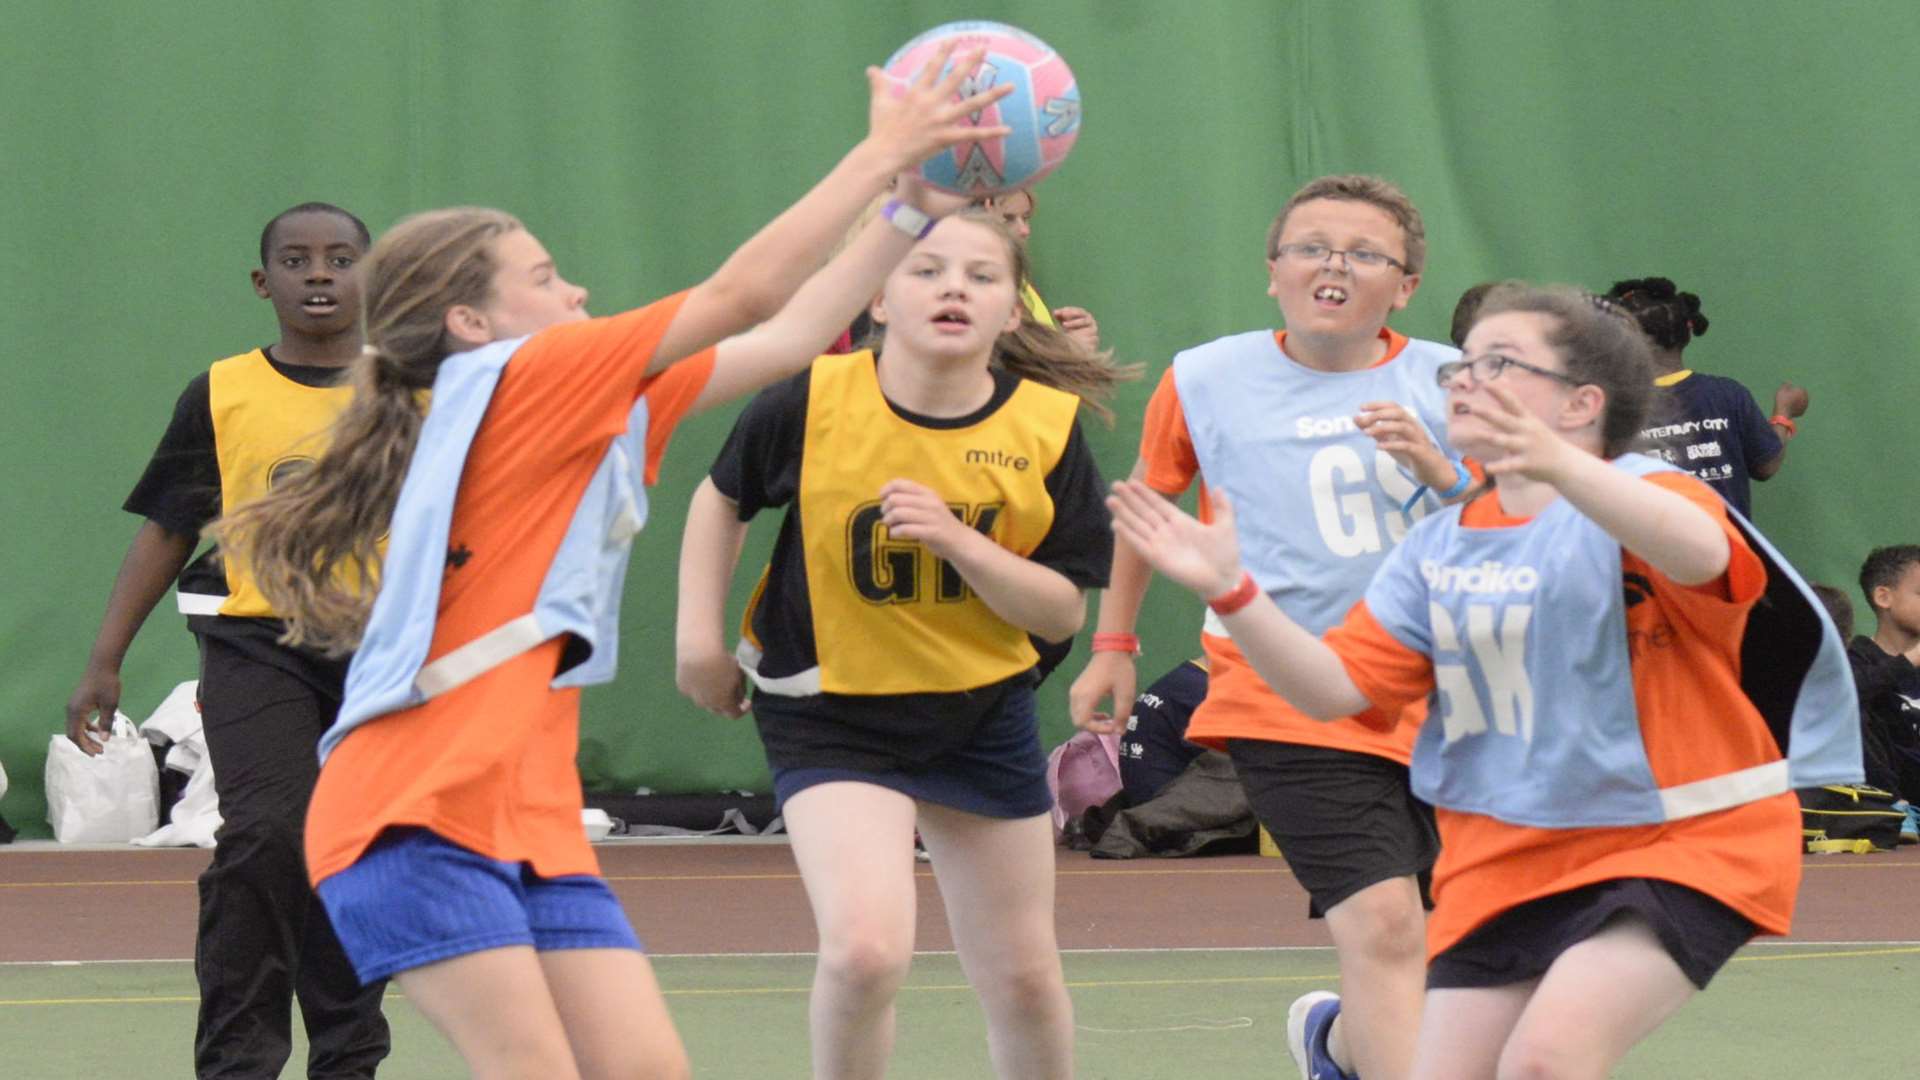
[{"xmin": 1072, "ymin": 174, "xmax": 1464, "ymax": 1080}]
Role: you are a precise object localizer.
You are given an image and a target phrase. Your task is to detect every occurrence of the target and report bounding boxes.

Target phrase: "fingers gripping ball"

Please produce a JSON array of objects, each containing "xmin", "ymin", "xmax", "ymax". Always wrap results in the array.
[{"xmin": 884, "ymin": 21, "xmax": 1081, "ymax": 196}]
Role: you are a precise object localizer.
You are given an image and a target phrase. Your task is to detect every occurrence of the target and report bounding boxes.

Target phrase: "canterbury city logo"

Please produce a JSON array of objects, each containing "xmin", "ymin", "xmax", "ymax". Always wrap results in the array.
[
  {"xmin": 965, "ymin": 448, "xmax": 1030, "ymax": 470},
  {"xmin": 1420, "ymin": 559, "xmax": 1541, "ymax": 594}
]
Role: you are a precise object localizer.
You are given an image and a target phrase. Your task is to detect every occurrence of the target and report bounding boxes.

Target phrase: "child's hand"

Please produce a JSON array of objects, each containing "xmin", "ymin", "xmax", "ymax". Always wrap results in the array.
[
  {"xmin": 1106, "ymin": 481, "xmax": 1244, "ymax": 599},
  {"xmin": 1774, "ymin": 381, "xmax": 1809, "ymax": 419},
  {"xmin": 879, "ymin": 479, "xmax": 975, "ymax": 560},
  {"xmin": 865, "ymin": 44, "xmax": 1013, "ymax": 173},
  {"xmin": 676, "ymin": 647, "xmax": 749, "ymax": 719},
  {"xmin": 1467, "ymin": 383, "xmax": 1582, "ymax": 485},
  {"xmin": 1052, "ymin": 306, "xmax": 1100, "ymax": 351},
  {"xmin": 1356, "ymin": 400, "xmax": 1449, "ymax": 485},
  {"xmin": 894, "ymin": 170, "xmax": 971, "ymax": 221}
]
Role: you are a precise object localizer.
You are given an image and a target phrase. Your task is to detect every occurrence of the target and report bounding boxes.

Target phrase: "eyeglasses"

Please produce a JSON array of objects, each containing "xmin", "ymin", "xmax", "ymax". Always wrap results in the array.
[
  {"xmin": 1435, "ymin": 354, "xmax": 1584, "ymax": 388},
  {"xmin": 1271, "ymin": 242, "xmax": 1408, "ymax": 274}
]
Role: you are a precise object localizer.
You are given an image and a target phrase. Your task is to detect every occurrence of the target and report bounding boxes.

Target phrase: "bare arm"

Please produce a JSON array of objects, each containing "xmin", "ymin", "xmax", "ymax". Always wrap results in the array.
[
  {"xmin": 1068, "ymin": 458, "xmax": 1154, "ymax": 733},
  {"xmin": 1106, "ymin": 481, "xmax": 1371, "ymax": 719},
  {"xmin": 653, "ymin": 46, "xmax": 1013, "ymax": 371},
  {"xmin": 1751, "ymin": 380, "xmax": 1807, "ymax": 482},
  {"xmin": 675, "ymin": 478, "xmax": 752, "ymax": 718},
  {"xmin": 66, "ymin": 522, "xmax": 196, "ymax": 752},
  {"xmin": 690, "ymin": 176, "xmax": 966, "ymax": 414},
  {"xmin": 878, "ymin": 479, "xmax": 1086, "ymax": 643}
]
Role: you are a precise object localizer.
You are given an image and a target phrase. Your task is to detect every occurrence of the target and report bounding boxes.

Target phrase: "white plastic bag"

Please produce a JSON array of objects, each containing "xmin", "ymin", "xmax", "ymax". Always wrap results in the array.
[
  {"xmin": 135, "ymin": 754, "xmax": 221, "ymax": 848},
  {"xmin": 45, "ymin": 713, "xmax": 160, "ymax": 843}
]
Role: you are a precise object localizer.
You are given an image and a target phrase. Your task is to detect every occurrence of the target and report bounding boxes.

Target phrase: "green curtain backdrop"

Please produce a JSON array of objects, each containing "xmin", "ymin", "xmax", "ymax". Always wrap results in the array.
[{"xmin": 4, "ymin": 1, "xmax": 1914, "ymax": 836}]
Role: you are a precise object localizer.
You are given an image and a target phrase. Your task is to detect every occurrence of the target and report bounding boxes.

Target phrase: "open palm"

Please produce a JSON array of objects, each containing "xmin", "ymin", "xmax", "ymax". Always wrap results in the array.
[{"xmin": 1106, "ymin": 481, "xmax": 1244, "ymax": 599}]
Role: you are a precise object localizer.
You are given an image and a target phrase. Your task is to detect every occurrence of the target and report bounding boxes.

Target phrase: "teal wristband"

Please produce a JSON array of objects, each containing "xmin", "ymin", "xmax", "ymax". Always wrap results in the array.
[{"xmin": 1436, "ymin": 461, "xmax": 1473, "ymax": 500}]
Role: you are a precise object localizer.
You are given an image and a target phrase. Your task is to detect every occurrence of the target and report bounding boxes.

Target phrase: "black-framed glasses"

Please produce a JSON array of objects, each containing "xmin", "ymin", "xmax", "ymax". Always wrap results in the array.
[
  {"xmin": 1435, "ymin": 354, "xmax": 1583, "ymax": 388},
  {"xmin": 1271, "ymin": 242, "xmax": 1408, "ymax": 274}
]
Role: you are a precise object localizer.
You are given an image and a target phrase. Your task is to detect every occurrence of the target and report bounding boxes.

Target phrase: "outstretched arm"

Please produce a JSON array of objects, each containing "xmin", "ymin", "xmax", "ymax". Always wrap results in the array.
[
  {"xmin": 654, "ymin": 44, "xmax": 1012, "ymax": 372},
  {"xmin": 692, "ymin": 174, "xmax": 968, "ymax": 413},
  {"xmin": 1106, "ymin": 481, "xmax": 1371, "ymax": 719}
]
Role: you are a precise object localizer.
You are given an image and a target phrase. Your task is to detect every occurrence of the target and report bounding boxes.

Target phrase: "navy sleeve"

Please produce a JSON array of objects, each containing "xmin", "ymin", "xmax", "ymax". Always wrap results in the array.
[
  {"xmin": 709, "ymin": 370, "xmax": 810, "ymax": 520},
  {"xmin": 122, "ymin": 373, "xmax": 220, "ymax": 536},
  {"xmin": 1026, "ymin": 418, "xmax": 1112, "ymax": 589}
]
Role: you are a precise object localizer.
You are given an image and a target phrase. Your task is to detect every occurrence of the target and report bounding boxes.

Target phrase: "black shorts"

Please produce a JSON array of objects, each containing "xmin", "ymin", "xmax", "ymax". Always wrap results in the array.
[
  {"xmin": 1427, "ymin": 878, "xmax": 1757, "ymax": 991},
  {"xmin": 1227, "ymin": 739, "xmax": 1438, "ymax": 917},
  {"xmin": 755, "ymin": 678, "xmax": 1050, "ymax": 819}
]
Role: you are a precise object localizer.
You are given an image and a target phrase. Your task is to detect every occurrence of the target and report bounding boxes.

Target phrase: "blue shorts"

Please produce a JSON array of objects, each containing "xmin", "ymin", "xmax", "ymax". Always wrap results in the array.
[{"xmin": 315, "ymin": 827, "xmax": 641, "ymax": 985}]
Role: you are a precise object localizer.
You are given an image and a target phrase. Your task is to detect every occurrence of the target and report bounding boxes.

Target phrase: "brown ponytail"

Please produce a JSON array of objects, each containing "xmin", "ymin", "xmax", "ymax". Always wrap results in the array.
[{"xmin": 214, "ymin": 207, "xmax": 522, "ymax": 654}]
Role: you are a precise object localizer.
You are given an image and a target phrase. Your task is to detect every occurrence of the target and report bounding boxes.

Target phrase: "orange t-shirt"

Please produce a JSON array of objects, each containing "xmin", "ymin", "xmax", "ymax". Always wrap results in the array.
[
  {"xmin": 1322, "ymin": 472, "xmax": 1803, "ymax": 958},
  {"xmin": 1139, "ymin": 328, "xmax": 1424, "ymax": 763},
  {"xmin": 305, "ymin": 292, "xmax": 715, "ymax": 885}
]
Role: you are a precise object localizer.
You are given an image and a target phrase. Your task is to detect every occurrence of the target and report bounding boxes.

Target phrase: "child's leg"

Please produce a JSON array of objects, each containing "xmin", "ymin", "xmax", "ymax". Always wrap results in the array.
[
  {"xmin": 395, "ymin": 946, "xmax": 582, "ymax": 1080},
  {"xmin": 1321, "ymin": 875, "xmax": 1430, "ymax": 1079},
  {"xmin": 1408, "ymin": 984, "xmax": 1535, "ymax": 1080},
  {"xmin": 916, "ymin": 803, "xmax": 1074, "ymax": 1080},
  {"xmin": 541, "ymin": 949, "xmax": 691, "ymax": 1080},
  {"xmin": 783, "ymin": 781, "xmax": 922, "ymax": 1080},
  {"xmin": 1495, "ymin": 916, "xmax": 1696, "ymax": 1080}
]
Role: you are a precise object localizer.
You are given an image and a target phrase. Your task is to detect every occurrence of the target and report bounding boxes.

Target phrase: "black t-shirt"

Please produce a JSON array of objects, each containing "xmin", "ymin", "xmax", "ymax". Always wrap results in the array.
[
  {"xmin": 1637, "ymin": 372, "xmax": 1782, "ymax": 518},
  {"xmin": 1848, "ymin": 635, "xmax": 1920, "ymax": 799},
  {"xmin": 123, "ymin": 349, "xmax": 351, "ymax": 688},
  {"xmin": 712, "ymin": 363, "xmax": 1112, "ymax": 770},
  {"xmin": 1118, "ymin": 659, "xmax": 1210, "ymax": 803}
]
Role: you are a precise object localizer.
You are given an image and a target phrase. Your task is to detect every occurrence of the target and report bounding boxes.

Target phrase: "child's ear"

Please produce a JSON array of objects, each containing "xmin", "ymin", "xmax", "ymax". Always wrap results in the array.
[
  {"xmin": 251, "ymin": 268, "xmax": 270, "ymax": 299},
  {"xmin": 1873, "ymin": 584, "xmax": 1894, "ymax": 614},
  {"xmin": 444, "ymin": 304, "xmax": 491, "ymax": 347},
  {"xmin": 868, "ymin": 296, "xmax": 888, "ymax": 326},
  {"xmin": 1566, "ymin": 384, "xmax": 1607, "ymax": 431}
]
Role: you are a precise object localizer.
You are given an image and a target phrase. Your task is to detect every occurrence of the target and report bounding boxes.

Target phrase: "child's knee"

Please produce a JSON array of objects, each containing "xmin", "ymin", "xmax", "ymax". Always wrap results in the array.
[{"xmin": 817, "ymin": 931, "xmax": 913, "ymax": 995}]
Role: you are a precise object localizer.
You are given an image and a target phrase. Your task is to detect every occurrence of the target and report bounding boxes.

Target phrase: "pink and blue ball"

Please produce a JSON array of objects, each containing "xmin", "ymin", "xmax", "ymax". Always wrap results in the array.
[{"xmin": 884, "ymin": 21, "xmax": 1081, "ymax": 197}]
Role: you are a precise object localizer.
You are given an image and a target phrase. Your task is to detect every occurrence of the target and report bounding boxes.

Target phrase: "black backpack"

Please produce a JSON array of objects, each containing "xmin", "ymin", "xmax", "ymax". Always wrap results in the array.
[{"xmin": 1798, "ymin": 784, "xmax": 1904, "ymax": 853}]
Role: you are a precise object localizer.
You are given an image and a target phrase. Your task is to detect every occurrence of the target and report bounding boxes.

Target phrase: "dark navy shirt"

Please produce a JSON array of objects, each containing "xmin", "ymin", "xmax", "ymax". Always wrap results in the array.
[{"xmin": 1637, "ymin": 371, "xmax": 1782, "ymax": 518}]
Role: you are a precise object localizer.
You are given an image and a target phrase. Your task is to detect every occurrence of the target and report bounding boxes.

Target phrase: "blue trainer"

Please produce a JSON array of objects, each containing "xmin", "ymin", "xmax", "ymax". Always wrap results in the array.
[
  {"xmin": 1286, "ymin": 990, "xmax": 1358, "ymax": 1080},
  {"xmin": 1896, "ymin": 800, "xmax": 1919, "ymax": 845}
]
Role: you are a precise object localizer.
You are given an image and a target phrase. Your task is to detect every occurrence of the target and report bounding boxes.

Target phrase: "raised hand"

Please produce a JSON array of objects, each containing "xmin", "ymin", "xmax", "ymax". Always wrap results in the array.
[
  {"xmin": 1355, "ymin": 399, "xmax": 1448, "ymax": 483},
  {"xmin": 865, "ymin": 43, "xmax": 1014, "ymax": 173},
  {"xmin": 1051, "ymin": 306, "xmax": 1100, "ymax": 351},
  {"xmin": 1466, "ymin": 382, "xmax": 1582, "ymax": 485},
  {"xmin": 1106, "ymin": 481, "xmax": 1243, "ymax": 599},
  {"xmin": 1774, "ymin": 380, "xmax": 1809, "ymax": 419}
]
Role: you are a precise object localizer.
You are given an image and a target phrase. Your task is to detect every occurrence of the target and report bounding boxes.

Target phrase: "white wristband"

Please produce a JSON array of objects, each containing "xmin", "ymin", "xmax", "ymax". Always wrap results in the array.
[{"xmin": 881, "ymin": 198, "xmax": 935, "ymax": 240}]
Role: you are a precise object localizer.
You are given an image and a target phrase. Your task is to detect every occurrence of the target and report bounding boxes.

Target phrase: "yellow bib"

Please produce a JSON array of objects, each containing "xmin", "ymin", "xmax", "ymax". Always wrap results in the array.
[
  {"xmin": 789, "ymin": 352, "xmax": 1080, "ymax": 694},
  {"xmin": 208, "ymin": 350, "xmax": 352, "ymax": 617}
]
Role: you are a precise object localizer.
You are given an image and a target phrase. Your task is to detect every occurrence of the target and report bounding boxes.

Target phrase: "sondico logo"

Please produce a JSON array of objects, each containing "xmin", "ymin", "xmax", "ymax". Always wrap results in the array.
[
  {"xmin": 1296, "ymin": 415, "xmax": 1360, "ymax": 439},
  {"xmin": 1420, "ymin": 559, "xmax": 1541, "ymax": 594},
  {"xmin": 965, "ymin": 448, "xmax": 1030, "ymax": 471}
]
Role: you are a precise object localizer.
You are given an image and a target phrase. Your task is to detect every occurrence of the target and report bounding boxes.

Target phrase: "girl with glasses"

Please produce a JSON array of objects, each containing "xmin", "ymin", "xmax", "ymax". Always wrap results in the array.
[{"xmin": 1105, "ymin": 282, "xmax": 1858, "ymax": 1080}]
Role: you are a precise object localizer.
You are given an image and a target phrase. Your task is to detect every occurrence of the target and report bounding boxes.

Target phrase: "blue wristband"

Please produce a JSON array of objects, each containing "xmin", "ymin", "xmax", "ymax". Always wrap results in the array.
[{"xmin": 1436, "ymin": 461, "xmax": 1473, "ymax": 500}]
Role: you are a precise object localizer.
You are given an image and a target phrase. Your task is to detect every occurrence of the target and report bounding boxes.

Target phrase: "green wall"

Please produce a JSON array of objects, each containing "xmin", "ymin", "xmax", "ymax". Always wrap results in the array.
[{"xmin": 4, "ymin": 2, "xmax": 1914, "ymax": 836}]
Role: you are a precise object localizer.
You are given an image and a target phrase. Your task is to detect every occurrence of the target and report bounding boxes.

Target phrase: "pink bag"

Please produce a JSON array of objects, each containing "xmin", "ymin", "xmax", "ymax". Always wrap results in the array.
[{"xmin": 1044, "ymin": 730, "xmax": 1122, "ymax": 835}]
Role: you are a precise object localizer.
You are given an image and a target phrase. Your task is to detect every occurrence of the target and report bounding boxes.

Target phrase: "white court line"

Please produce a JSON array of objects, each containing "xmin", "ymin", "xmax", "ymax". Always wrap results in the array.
[{"xmin": 7, "ymin": 940, "xmax": 1919, "ymax": 967}]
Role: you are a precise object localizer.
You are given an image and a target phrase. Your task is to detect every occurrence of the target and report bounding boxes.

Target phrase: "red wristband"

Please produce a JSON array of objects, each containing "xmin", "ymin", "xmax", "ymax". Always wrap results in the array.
[
  {"xmin": 1207, "ymin": 572, "xmax": 1260, "ymax": 616},
  {"xmin": 1770, "ymin": 414, "xmax": 1797, "ymax": 438},
  {"xmin": 1090, "ymin": 632, "xmax": 1141, "ymax": 655}
]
